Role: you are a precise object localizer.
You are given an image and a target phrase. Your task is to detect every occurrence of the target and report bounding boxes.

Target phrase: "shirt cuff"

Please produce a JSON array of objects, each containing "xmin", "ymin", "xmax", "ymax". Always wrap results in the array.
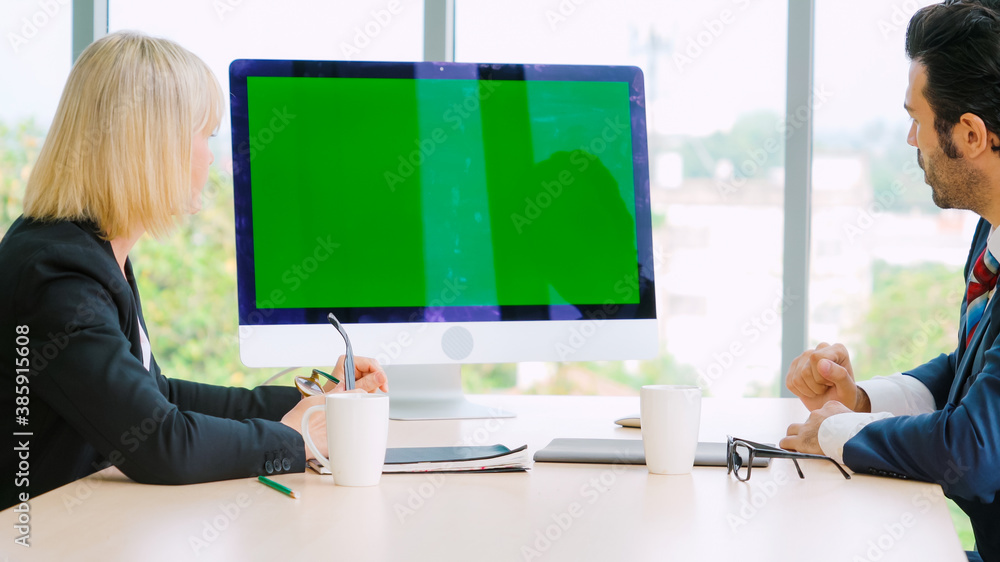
[
  {"xmin": 857, "ymin": 374, "xmax": 936, "ymax": 416},
  {"xmin": 818, "ymin": 411, "xmax": 892, "ymax": 465}
]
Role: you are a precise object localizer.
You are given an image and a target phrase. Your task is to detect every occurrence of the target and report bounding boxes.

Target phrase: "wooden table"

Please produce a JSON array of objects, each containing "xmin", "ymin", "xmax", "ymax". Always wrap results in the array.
[{"xmin": 2, "ymin": 396, "xmax": 966, "ymax": 561}]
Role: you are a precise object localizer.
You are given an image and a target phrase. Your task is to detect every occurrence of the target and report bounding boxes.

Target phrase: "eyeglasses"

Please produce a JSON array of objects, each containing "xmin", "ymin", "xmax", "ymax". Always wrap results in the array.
[
  {"xmin": 291, "ymin": 313, "xmax": 356, "ymax": 396},
  {"xmin": 327, "ymin": 313, "xmax": 356, "ymax": 391},
  {"xmin": 294, "ymin": 368, "xmax": 339, "ymax": 398},
  {"xmin": 726, "ymin": 435, "xmax": 851, "ymax": 481}
]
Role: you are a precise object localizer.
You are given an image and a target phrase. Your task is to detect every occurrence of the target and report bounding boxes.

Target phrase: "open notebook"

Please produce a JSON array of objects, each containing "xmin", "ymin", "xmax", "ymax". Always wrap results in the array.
[{"xmin": 308, "ymin": 444, "xmax": 529, "ymax": 475}]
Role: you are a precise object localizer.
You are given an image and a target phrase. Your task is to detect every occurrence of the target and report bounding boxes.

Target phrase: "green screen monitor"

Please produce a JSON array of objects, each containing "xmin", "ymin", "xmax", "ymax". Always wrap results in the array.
[{"xmin": 230, "ymin": 59, "xmax": 657, "ymax": 418}]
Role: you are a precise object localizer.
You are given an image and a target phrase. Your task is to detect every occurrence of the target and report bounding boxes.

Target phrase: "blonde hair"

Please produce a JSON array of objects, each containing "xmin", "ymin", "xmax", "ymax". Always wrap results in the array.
[{"xmin": 23, "ymin": 31, "xmax": 224, "ymax": 240}]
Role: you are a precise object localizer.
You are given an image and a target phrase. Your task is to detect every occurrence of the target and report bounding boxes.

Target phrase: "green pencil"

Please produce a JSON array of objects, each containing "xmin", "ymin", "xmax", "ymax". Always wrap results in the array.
[{"xmin": 258, "ymin": 475, "xmax": 299, "ymax": 499}]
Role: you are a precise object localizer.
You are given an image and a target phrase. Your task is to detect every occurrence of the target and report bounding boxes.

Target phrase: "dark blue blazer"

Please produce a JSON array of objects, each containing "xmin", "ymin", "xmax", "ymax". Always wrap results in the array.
[
  {"xmin": 0, "ymin": 217, "xmax": 305, "ymax": 510},
  {"xmin": 844, "ymin": 218, "xmax": 1000, "ymax": 560}
]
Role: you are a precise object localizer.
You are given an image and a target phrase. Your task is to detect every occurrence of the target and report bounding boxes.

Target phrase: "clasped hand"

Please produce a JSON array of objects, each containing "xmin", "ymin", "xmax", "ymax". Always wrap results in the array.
[{"xmin": 781, "ymin": 343, "xmax": 867, "ymax": 455}]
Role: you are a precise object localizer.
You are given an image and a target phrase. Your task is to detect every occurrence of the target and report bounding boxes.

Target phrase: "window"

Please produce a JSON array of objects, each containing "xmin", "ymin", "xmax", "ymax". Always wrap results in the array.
[
  {"xmin": 0, "ymin": 0, "xmax": 72, "ymax": 237},
  {"xmin": 11, "ymin": 1, "xmax": 972, "ymax": 405},
  {"xmin": 457, "ymin": 0, "xmax": 789, "ymax": 396},
  {"xmin": 812, "ymin": 0, "xmax": 974, "ymax": 546},
  {"xmin": 107, "ymin": 1, "xmax": 424, "ymax": 386},
  {"xmin": 810, "ymin": 0, "xmax": 971, "ymax": 380}
]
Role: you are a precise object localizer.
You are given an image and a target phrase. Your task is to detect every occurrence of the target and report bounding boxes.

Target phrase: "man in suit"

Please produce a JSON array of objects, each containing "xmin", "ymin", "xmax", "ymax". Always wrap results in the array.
[{"xmin": 780, "ymin": 3, "xmax": 1000, "ymax": 560}]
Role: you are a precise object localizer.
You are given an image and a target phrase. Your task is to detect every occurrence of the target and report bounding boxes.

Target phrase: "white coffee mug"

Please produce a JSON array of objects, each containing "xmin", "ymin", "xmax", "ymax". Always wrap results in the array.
[
  {"xmin": 640, "ymin": 385, "xmax": 702, "ymax": 475},
  {"xmin": 302, "ymin": 393, "xmax": 389, "ymax": 486}
]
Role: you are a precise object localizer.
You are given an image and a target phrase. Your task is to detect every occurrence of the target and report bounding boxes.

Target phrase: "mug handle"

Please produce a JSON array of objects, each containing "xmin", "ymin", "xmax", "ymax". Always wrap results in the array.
[{"xmin": 301, "ymin": 405, "xmax": 331, "ymax": 472}]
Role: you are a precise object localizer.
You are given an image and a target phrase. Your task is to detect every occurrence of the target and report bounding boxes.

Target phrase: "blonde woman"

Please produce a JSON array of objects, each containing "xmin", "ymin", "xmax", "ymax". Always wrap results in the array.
[{"xmin": 0, "ymin": 31, "xmax": 386, "ymax": 509}]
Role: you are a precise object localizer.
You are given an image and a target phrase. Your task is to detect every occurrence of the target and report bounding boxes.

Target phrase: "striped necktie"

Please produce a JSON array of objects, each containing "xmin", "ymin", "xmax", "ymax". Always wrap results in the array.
[{"xmin": 964, "ymin": 246, "xmax": 999, "ymax": 347}]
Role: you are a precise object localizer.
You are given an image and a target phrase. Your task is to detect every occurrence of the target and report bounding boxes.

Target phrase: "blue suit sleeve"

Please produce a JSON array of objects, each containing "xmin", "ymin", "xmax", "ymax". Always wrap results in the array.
[
  {"xmin": 902, "ymin": 350, "xmax": 957, "ymax": 410},
  {"xmin": 843, "ymin": 342, "xmax": 1000, "ymax": 504}
]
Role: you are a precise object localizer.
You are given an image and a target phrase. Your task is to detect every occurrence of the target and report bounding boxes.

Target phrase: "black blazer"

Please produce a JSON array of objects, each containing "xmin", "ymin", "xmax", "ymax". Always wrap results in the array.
[{"xmin": 1, "ymin": 216, "xmax": 304, "ymax": 509}]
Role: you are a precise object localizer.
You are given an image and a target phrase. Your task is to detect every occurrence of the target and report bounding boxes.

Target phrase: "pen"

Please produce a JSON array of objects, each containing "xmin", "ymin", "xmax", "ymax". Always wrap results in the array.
[
  {"xmin": 312, "ymin": 368, "xmax": 340, "ymax": 385},
  {"xmin": 257, "ymin": 475, "xmax": 299, "ymax": 499}
]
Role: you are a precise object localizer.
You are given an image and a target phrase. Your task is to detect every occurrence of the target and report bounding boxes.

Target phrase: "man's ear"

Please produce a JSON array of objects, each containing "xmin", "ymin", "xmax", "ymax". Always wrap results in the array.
[{"xmin": 957, "ymin": 112, "xmax": 992, "ymax": 158}]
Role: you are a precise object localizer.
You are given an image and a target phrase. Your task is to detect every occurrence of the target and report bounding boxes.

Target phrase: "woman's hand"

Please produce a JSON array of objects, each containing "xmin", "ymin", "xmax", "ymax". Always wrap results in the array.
[
  {"xmin": 321, "ymin": 355, "xmax": 389, "ymax": 393},
  {"xmin": 284, "ymin": 355, "xmax": 386, "ymax": 460},
  {"xmin": 280, "ymin": 393, "xmax": 335, "ymax": 460}
]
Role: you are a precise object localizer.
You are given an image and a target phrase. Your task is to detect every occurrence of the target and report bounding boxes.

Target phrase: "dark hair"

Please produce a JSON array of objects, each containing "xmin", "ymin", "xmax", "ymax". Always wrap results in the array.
[
  {"xmin": 906, "ymin": 1, "xmax": 1000, "ymax": 156},
  {"xmin": 953, "ymin": 0, "xmax": 1000, "ymax": 11}
]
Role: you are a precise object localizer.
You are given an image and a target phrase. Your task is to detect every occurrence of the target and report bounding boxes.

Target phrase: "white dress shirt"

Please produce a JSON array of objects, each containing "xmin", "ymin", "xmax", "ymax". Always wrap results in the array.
[
  {"xmin": 817, "ymin": 226, "xmax": 1000, "ymax": 465},
  {"xmin": 137, "ymin": 315, "xmax": 151, "ymax": 371},
  {"xmin": 817, "ymin": 375, "xmax": 933, "ymax": 464}
]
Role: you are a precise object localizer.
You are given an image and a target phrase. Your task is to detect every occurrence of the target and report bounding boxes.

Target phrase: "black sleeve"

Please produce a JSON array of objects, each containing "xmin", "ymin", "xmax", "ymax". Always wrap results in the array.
[
  {"xmin": 155, "ymin": 359, "xmax": 301, "ymax": 421},
  {"xmin": 17, "ymin": 246, "xmax": 305, "ymax": 485}
]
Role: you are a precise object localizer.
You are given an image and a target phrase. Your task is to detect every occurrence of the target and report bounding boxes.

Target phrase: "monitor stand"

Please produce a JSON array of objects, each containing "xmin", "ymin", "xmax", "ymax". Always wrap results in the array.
[{"xmin": 385, "ymin": 364, "xmax": 516, "ymax": 421}]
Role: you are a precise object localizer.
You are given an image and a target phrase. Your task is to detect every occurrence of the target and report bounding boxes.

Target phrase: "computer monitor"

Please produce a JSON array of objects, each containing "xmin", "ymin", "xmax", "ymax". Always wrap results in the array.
[{"xmin": 229, "ymin": 59, "xmax": 657, "ymax": 420}]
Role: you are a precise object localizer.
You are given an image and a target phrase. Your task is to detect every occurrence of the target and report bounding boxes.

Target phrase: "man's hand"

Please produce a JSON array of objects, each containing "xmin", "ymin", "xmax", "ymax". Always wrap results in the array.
[
  {"xmin": 322, "ymin": 355, "xmax": 389, "ymax": 394},
  {"xmin": 779, "ymin": 400, "xmax": 853, "ymax": 455},
  {"xmin": 785, "ymin": 342, "xmax": 870, "ymax": 412}
]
